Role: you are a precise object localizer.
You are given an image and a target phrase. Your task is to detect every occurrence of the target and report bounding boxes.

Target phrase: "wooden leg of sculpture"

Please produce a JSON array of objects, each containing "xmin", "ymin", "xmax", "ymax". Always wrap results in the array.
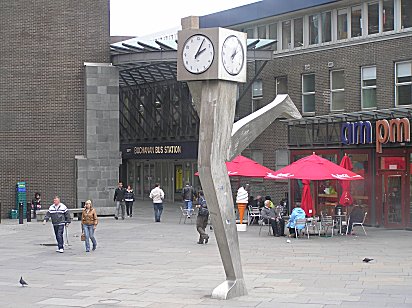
[{"xmin": 197, "ymin": 80, "xmax": 247, "ymax": 299}]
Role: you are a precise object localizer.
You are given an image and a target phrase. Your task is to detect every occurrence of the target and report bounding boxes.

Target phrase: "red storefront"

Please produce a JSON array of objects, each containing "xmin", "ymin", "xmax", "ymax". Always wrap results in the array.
[{"xmin": 287, "ymin": 109, "xmax": 412, "ymax": 229}]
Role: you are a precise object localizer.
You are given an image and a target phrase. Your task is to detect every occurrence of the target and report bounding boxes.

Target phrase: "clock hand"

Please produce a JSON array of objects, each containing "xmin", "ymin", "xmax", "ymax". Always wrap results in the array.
[
  {"xmin": 231, "ymin": 46, "xmax": 238, "ymax": 60},
  {"xmin": 195, "ymin": 38, "xmax": 205, "ymax": 59},
  {"xmin": 197, "ymin": 47, "xmax": 206, "ymax": 57}
]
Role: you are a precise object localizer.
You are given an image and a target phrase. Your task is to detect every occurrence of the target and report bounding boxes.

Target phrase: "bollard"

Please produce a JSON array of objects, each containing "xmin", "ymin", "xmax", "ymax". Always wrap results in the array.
[
  {"xmin": 18, "ymin": 202, "xmax": 24, "ymax": 224},
  {"xmin": 0, "ymin": 202, "xmax": 2, "ymax": 224},
  {"xmin": 26, "ymin": 202, "xmax": 31, "ymax": 222}
]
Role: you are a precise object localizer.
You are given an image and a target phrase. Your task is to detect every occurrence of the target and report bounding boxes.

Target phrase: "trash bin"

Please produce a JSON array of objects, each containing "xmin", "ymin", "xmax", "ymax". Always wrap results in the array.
[{"xmin": 10, "ymin": 209, "xmax": 18, "ymax": 219}]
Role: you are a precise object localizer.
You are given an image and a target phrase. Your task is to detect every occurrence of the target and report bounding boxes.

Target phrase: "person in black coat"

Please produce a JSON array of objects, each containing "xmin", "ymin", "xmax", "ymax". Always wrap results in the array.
[
  {"xmin": 124, "ymin": 185, "xmax": 135, "ymax": 217},
  {"xmin": 113, "ymin": 182, "xmax": 126, "ymax": 220},
  {"xmin": 196, "ymin": 191, "xmax": 209, "ymax": 244}
]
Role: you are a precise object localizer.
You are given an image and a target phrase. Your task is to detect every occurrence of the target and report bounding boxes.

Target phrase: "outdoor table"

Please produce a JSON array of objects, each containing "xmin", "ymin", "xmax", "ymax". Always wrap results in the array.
[{"xmin": 332, "ymin": 214, "xmax": 347, "ymax": 235}]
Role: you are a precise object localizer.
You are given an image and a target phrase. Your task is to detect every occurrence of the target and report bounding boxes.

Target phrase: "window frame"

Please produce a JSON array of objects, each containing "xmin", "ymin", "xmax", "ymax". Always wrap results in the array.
[
  {"xmin": 351, "ymin": 5, "xmax": 363, "ymax": 38},
  {"xmin": 367, "ymin": 1, "xmax": 380, "ymax": 35},
  {"xmin": 275, "ymin": 76, "xmax": 288, "ymax": 96},
  {"xmin": 395, "ymin": 61, "xmax": 412, "ymax": 106},
  {"xmin": 330, "ymin": 70, "xmax": 345, "ymax": 111},
  {"xmin": 361, "ymin": 65, "xmax": 377, "ymax": 109},
  {"xmin": 281, "ymin": 20, "xmax": 292, "ymax": 50},
  {"xmin": 337, "ymin": 8, "xmax": 349, "ymax": 40},
  {"xmin": 252, "ymin": 79, "xmax": 263, "ymax": 100},
  {"xmin": 302, "ymin": 73, "xmax": 316, "ymax": 114}
]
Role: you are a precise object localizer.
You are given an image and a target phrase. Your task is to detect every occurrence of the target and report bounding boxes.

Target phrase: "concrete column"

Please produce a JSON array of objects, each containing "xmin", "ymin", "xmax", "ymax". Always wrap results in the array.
[{"xmin": 76, "ymin": 63, "xmax": 121, "ymax": 214}]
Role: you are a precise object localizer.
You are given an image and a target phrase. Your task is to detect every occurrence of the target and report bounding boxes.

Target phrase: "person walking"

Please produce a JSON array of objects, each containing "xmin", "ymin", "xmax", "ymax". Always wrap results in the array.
[
  {"xmin": 43, "ymin": 196, "xmax": 71, "ymax": 253},
  {"xmin": 182, "ymin": 182, "xmax": 195, "ymax": 218},
  {"xmin": 124, "ymin": 185, "xmax": 135, "ymax": 217},
  {"xmin": 196, "ymin": 190, "xmax": 209, "ymax": 244},
  {"xmin": 81, "ymin": 200, "xmax": 98, "ymax": 252},
  {"xmin": 149, "ymin": 183, "xmax": 164, "ymax": 222},
  {"xmin": 113, "ymin": 182, "xmax": 126, "ymax": 220}
]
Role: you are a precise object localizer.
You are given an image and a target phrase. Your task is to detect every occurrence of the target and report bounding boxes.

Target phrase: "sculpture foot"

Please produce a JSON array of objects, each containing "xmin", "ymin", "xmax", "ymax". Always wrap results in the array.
[{"xmin": 211, "ymin": 279, "xmax": 247, "ymax": 300}]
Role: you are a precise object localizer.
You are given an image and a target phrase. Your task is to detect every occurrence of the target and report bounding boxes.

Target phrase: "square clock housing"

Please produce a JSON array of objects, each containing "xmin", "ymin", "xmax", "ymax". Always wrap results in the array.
[{"xmin": 177, "ymin": 28, "xmax": 247, "ymax": 83}]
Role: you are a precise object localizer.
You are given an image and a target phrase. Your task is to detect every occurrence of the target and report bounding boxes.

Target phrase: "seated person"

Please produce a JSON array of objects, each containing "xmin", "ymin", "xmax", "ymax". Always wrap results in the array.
[
  {"xmin": 255, "ymin": 196, "xmax": 265, "ymax": 209},
  {"xmin": 260, "ymin": 200, "xmax": 284, "ymax": 236},
  {"xmin": 265, "ymin": 196, "xmax": 274, "ymax": 208},
  {"xmin": 286, "ymin": 202, "xmax": 306, "ymax": 237},
  {"xmin": 346, "ymin": 205, "xmax": 364, "ymax": 235},
  {"xmin": 248, "ymin": 196, "xmax": 256, "ymax": 207}
]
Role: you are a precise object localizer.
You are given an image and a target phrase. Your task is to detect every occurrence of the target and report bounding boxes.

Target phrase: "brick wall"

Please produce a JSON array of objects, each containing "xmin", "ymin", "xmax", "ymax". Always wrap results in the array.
[{"xmin": 0, "ymin": 0, "xmax": 110, "ymax": 217}]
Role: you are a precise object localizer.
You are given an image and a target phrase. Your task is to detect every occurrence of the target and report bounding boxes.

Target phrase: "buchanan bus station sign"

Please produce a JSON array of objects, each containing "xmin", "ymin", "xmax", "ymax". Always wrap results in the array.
[{"xmin": 341, "ymin": 118, "xmax": 411, "ymax": 153}]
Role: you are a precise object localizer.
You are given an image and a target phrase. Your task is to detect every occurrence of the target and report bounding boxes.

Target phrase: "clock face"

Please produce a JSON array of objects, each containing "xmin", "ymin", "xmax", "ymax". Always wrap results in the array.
[
  {"xmin": 221, "ymin": 35, "xmax": 245, "ymax": 76},
  {"xmin": 182, "ymin": 34, "xmax": 215, "ymax": 74}
]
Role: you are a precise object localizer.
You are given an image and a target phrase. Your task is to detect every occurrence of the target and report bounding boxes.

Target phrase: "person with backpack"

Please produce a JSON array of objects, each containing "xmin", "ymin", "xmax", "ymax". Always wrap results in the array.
[
  {"xmin": 196, "ymin": 190, "xmax": 209, "ymax": 244},
  {"xmin": 182, "ymin": 182, "xmax": 196, "ymax": 218}
]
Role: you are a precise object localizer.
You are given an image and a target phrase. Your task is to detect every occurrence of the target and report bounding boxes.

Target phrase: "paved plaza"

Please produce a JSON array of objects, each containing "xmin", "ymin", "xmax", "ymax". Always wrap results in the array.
[{"xmin": 0, "ymin": 201, "xmax": 411, "ymax": 307}]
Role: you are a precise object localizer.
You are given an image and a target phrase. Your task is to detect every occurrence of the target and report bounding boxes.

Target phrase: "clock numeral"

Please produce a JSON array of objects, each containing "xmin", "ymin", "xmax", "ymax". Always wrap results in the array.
[{"xmin": 186, "ymin": 46, "xmax": 189, "ymax": 50}]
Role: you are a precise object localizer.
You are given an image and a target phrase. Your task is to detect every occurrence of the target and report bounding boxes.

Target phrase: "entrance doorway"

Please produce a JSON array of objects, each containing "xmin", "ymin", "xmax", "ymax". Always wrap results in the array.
[
  {"xmin": 377, "ymin": 154, "xmax": 408, "ymax": 228},
  {"xmin": 382, "ymin": 172, "xmax": 405, "ymax": 227}
]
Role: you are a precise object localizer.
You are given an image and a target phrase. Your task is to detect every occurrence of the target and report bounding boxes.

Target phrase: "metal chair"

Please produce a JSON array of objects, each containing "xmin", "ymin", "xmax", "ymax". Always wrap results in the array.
[
  {"xmin": 294, "ymin": 218, "xmax": 309, "ymax": 238},
  {"xmin": 346, "ymin": 212, "xmax": 367, "ymax": 236},
  {"xmin": 305, "ymin": 218, "xmax": 319, "ymax": 238},
  {"xmin": 179, "ymin": 206, "xmax": 195, "ymax": 224},
  {"xmin": 248, "ymin": 205, "xmax": 261, "ymax": 225},
  {"xmin": 258, "ymin": 218, "xmax": 272, "ymax": 236},
  {"xmin": 319, "ymin": 216, "xmax": 334, "ymax": 237}
]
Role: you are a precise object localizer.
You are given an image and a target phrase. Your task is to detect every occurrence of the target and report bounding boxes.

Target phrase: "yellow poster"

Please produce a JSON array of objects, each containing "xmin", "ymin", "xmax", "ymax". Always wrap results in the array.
[{"xmin": 175, "ymin": 165, "xmax": 183, "ymax": 192}]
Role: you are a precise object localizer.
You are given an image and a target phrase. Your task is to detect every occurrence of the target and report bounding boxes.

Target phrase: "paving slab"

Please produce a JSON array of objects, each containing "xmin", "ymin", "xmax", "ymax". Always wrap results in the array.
[{"xmin": 0, "ymin": 201, "xmax": 411, "ymax": 307}]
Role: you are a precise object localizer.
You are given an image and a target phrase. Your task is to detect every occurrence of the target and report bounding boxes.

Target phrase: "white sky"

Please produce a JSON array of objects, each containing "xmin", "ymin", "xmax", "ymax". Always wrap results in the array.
[{"xmin": 110, "ymin": 0, "xmax": 260, "ymax": 37}]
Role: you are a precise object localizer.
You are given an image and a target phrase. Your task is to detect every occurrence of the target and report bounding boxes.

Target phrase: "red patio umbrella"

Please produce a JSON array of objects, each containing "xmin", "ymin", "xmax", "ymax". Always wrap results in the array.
[
  {"xmin": 301, "ymin": 179, "xmax": 315, "ymax": 217},
  {"xmin": 195, "ymin": 155, "xmax": 277, "ymax": 178},
  {"xmin": 339, "ymin": 154, "xmax": 353, "ymax": 206},
  {"xmin": 265, "ymin": 153, "xmax": 363, "ymax": 181}
]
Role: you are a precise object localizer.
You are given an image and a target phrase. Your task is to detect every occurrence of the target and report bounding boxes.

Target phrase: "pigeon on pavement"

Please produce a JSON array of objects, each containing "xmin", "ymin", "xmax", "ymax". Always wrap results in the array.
[
  {"xmin": 362, "ymin": 258, "xmax": 374, "ymax": 263},
  {"xmin": 19, "ymin": 276, "xmax": 28, "ymax": 287}
]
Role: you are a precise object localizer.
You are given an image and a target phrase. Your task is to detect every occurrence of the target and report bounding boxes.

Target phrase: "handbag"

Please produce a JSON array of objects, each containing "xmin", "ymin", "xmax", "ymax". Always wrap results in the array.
[{"xmin": 81, "ymin": 233, "xmax": 86, "ymax": 241}]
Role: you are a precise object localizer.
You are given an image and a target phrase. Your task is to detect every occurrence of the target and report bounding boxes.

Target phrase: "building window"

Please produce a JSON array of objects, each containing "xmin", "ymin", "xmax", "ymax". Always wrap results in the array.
[
  {"xmin": 331, "ymin": 70, "xmax": 345, "ymax": 111},
  {"xmin": 401, "ymin": 0, "xmax": 412, "ymax": 29},
  {"xmin": 337, "ymin": 9, "xmax": 348, "ymax": 40},
  {"xmin": 321, "ymin": 11, "xmax": 332, "ymax": 43},
  {"xmin": 268, "ymin": 23, "xmax": 278, "ymax": 51},
  {"xmin": 275, "ymin": 76, "xmax": 288, "ymax": 95},
  {"xmin": 395, "ymin": 61, "xmax": 412, "ymax": 106},
  {"xmin": 309, "ymin": 14, "xmax": 320, "ymax": 45},
  {"xmin": 252, "ymin": 79, "xmax": 263, "ymax": 99},
  {"xmin": 368, "ymin": 2, "xmax": 379, "ymax": 35},
  {"xmin": 257, "ymin": 25, "xmax": 266, "ymax": 38},
  {"xmin": 245, "ymin": 28, "xmax": 255, "ymax": 39},
  {"xmin": 361, "ymin": 66, "xmax": 377, "ymax": 109},
  {"xmin": 282, "ymin": 20, "xmax": 291, "ymax": 50},
  {"xmin": 294, "ymin": 17, "xmax": 303, "ymax": 48},
  {"xmin": 351, "ymin": 6, "xmax": 362, "ymax": 37},
  {"xmin": 383, "ymin": 0, "xmax": 394, "ymax": 32},
  {"xmin": 302, "ymin": 74, "xmax": 316, "ymax": 113}
]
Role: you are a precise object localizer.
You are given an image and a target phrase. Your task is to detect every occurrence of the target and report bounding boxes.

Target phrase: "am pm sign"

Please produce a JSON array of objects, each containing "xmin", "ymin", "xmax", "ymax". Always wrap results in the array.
[{"xmin": 341, "ymin": 118, "xmax": 411, "ymax": 153}]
